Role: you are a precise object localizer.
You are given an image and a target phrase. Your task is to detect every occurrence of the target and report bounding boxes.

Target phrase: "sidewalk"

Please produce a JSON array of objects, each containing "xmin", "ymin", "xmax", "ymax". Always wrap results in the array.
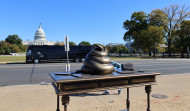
[{"xmin": 0, "ymin": 74, "xmax": 190, "ymax": 111}]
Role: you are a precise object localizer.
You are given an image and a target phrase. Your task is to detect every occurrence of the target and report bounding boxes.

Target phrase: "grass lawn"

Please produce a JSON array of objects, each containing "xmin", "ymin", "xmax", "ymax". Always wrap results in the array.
[
  {"xmin": 0, "ymin": 55, "xmax": 153, "ymax": 63},
  {"xmin": 0, "ymin": 54, "xmax": 158, "ymax": 64},
  {"xmin": 18, "ymin": 52, "xmax": 26, "ymax": 54},
  {"xmin": 0, "ymin": 56, "xmax": 26, "ymax": 63}
]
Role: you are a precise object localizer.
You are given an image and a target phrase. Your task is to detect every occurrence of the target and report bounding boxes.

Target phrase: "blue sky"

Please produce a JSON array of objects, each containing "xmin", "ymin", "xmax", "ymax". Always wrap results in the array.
[{"xmin": 0, "ymin": 0, "xmax": 190, "ymax": 45}]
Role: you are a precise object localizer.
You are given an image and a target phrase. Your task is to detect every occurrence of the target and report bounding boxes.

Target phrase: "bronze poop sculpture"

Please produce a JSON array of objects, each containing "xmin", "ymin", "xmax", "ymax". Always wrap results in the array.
[{"xmin": 81, "ymin": 44, "xmax": 114, "ymax": 74}]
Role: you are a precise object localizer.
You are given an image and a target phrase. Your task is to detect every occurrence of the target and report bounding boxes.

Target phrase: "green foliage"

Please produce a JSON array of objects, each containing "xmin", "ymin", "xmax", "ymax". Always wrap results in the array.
[
  {"xmin": 141, "ymin": 26, "xmax": 164, "ymax": 50},
  {"xmin": 8, "ymin": 44, "xmax": 21, "ymax": 53},
  {"xmin": 23, "ymin": 45, "xmax": 28, "ymax": 52},
  {"xmin": 17, "ymin": 44, "xmax": 28, "ymax": 52},
  {"xmin": 0, "ymin": 40, "xmax": 10, "ymax": 55},
  {"xmin": 119, "ymin": 45, "xmax": 129, "ymax": 53},
  {"xmin": 107, "ymin": 45, "xmax": 129, "ymax": 54},
  {"xmin": 148, "ymin": 9, "xmax": 168, "ymax": 27},
  {"xmin": 4, "ymin": 46, "xmax": 11, "ymax": 54},
  {"xmin": 132, "ymin": 49, "xmax": 136, "ymax": 54},
  {"xmin": 69, "ymin": 41, "xmax": 77, "ymax": 46},
  {"xmin": 123, "ymin": 11, "xmax": 150, "ymax": 55},
  {"xmin": 110, "ymin": 46, "xmax": 119, "ymax": 53},
  {"xmin": 123, "ymin": 5, "xmax": 190, "ymax": 56},
  {"xmin": 0, "ymin": 38, "xmax": 26, "ymax": 54},
  {"xmin": 0, "ymin": 46, "xmax": 5, "ymax": 55},
  {"xmin": 78, "ymin": 41, "xmax": 91, "ymax": 46},
  {"xmin": 162, "ymin": 5, "xmax": 190, "ymax": 56},
  {"xmin": 5, "ymin": 35, "xmax": 22, "ymax": 45},
  {"xmin": 3, "ymin": 35, "xmax": 24, "ymax": 54},
  {"xmin": 141, "ymin": 26, "xmax": 164, "ymax": 56},
  {"xmin": 173, "ymin": 20, "xmax": 190, "ymax": 57},
  {"xmin": 123, "ymin": 11, "xmax": 148, "ymax": 41},
  {"xmin": 18, "ymin": 44, "xmax": 24, "ymax": 51}
]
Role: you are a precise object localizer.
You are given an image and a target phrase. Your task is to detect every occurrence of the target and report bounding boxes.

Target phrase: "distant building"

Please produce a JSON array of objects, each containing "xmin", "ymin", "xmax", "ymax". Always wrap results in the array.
[
  {"xmin": 107, "ymin": 43, "xmax": 125, "ymax": 46},
  {"xmin": 22, "ymin": 24, "xmax": 55, "ymax": 45},
  {"xmin": 107, "ymin": 42, "xmax": 134, "ymax": 52},
  {"xmin": 125, "ymin": 41, "xmax": 133, "ymax": 52}
]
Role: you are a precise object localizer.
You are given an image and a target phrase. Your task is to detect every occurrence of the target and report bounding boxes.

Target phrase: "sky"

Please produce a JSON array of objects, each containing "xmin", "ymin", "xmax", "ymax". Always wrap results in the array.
[{"xmin": 0, "ymin": 0, "xmax": 190, "ymax": 45}]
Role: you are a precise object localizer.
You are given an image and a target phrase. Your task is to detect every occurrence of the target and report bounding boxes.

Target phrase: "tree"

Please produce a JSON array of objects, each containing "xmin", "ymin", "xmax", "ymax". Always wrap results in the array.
[
  {"xmin": 123, "ymin": 11, "xmax": 149, "ymax": 54},
  {"xmin": 118, "ymin": 45, "xmax": 129, "ymax": 56},
  {"xmin": 0, "ymin": 40, "xmax": 10, "ymax": 55},
  {"xmin": 123, "ymin": 6, "xmax": 190, "ymax": 56},
  {"xmin": 4, "ymin": 46, "xmax": 11, "ymax": 54},
  {"xmin": 78, "ymin": 41, "xmax": 91, "ymax": 46},
  {"xmin": 148, "ymin": 9, "xmax": 168, "ymax": 27},
  {"xmin": 18, "ymin": 44, "xmax": 25, "ymax": 52},
  {"xmin": 111, "ymin": 46, "xmax": 119, "ymax": 54},
  {"xmin": 0, "ymin": 40, "xmax": 7, "ymax": 48},
  {"xmin": 69, "ymin": 41, "xmax": 77, "ymax": 46},
  {"xmin": 8, "ymin": 44, "xmax": 21, "ymax": 53},
  {"xmin": 123, "ymin": 11, "xmax": 148, "ymax": 41},
  {"xmin": 141, "ymin": 26, "xmax": 165, "ymax": 56},
  {"xmin": 162, "ymin": 5, "xmax": 190, "ymax": 56},
  {"xmin": 107, "ymin": 45, "xmax": 129, "ymax": 55},
  {"xmin": 0, "ymin": 46, "xmax": 5, "ymax": 55},
  {"xmin": 5, "ymin": 35, "xmax": 22, "ymax": 45},
  {"xmin": 23, "ymin": 45, "xmax": 28, "ymax": 52},
  {"xmin": 173, "ymin": 20, "xmax": 190, "ymax": 57},
  {"xmin": 148, "ymin": 9, "xmax": 169, "ymax": 56}
]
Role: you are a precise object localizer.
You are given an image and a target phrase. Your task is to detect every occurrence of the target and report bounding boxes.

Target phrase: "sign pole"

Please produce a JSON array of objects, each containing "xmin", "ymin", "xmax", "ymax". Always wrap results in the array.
[{"xmin": 65, "ymin": 36, "xmax": 70, "ymax": 72}]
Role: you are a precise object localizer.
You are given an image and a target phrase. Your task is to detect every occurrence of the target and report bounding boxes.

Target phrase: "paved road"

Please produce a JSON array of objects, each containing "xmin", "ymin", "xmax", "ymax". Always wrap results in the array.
[{"xmin": 0, "ymin": 59, "xmax": 190, "ymax": 86}]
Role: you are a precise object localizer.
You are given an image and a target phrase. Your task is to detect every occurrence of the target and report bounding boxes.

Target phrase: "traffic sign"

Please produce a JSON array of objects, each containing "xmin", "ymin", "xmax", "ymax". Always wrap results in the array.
[{"xmin": 65, "ymin": 36, "xmax": 70, "ymax": 51}]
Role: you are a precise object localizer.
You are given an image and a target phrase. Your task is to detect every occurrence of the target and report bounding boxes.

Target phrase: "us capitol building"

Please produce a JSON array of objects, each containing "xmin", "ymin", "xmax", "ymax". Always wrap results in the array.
[{"xmin": 23, "ymin": 24, "xmax": 55, "ymax": 45}]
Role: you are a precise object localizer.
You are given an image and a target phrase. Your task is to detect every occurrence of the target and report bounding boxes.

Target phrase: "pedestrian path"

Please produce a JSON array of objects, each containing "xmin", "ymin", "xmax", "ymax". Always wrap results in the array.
[{"xmin": 0, "ymin": 74, "xmax": 190, "ymax": 111}]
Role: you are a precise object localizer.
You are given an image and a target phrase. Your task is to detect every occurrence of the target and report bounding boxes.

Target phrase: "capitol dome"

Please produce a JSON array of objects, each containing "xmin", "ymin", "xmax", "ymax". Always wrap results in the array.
[
  {"xmin": 22, "ymin": 23, "xmax": 55, "ymax": 45},
  {"xmin": 34, "ymin": 24, "xmax": 46, "ymax": 41}
]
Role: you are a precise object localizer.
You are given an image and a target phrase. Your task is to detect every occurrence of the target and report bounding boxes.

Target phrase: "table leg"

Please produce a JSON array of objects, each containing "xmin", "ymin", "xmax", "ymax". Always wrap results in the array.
[
  {"xmin": 126, "ymin": 88, "xmax": 130, "ymax": 111},
  {"xmin": 145, "ymin": 85, "xmax": 152, "ymax": 111},
  {"xmin": 62, "ymin": 95, "xmax": 70, "ymax": 111},
  {"xmin": 56, "ymin": 94, "xmax": 60, "ymax": 111}
]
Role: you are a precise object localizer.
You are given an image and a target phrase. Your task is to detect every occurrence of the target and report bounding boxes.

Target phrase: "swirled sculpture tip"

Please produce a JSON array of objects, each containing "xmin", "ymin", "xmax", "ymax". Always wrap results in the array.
[{"xmin": 81, "ymin": 44, "xmax": 114, "ymax": 74}]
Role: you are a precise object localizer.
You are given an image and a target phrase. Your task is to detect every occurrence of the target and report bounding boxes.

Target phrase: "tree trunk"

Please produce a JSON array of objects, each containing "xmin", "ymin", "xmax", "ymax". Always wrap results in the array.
[
  {"xmin": 154, "ymin": 49, "xmax": 156, "ymax": 57},
  {"xmin": 162, "ymin": 52, "xmax": 165, "ymax": 58},
  {"xmin": 168, "ymin": 39, "xmax": 172, "ymax": 56},
  {"xmin": 181, "ymin": 48, "xmax": 184, "ymax": 58},
  {"xmin": 148, "ymin": 49, "xmax": 152, "ymax": 57},
  {"xmin": 119, "ymin": 52, "xmax": 121, "ymax": 57},
  {"xmin": 181, "ymin": 52, "xmax": 184, "ymax": 58}
]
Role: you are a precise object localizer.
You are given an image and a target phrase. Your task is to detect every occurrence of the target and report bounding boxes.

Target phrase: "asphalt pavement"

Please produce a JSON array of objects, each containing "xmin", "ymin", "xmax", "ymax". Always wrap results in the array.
[{"xmin": 1, "ymin": 59, "xmax": 190, "ymax": 86}]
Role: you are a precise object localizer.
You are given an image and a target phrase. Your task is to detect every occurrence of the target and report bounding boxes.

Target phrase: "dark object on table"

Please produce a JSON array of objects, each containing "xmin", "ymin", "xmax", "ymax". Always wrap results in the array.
[
  {"xmin": 121, "ymin": 63, "xmax": 134, "ymax": 71},
  {"xmin": 81, "ymin": 44, "xmax": 114, "ymax": 74},
  {"xmin": 116, "ymin": 70, "xmax": 135, "ymax": 74}
]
